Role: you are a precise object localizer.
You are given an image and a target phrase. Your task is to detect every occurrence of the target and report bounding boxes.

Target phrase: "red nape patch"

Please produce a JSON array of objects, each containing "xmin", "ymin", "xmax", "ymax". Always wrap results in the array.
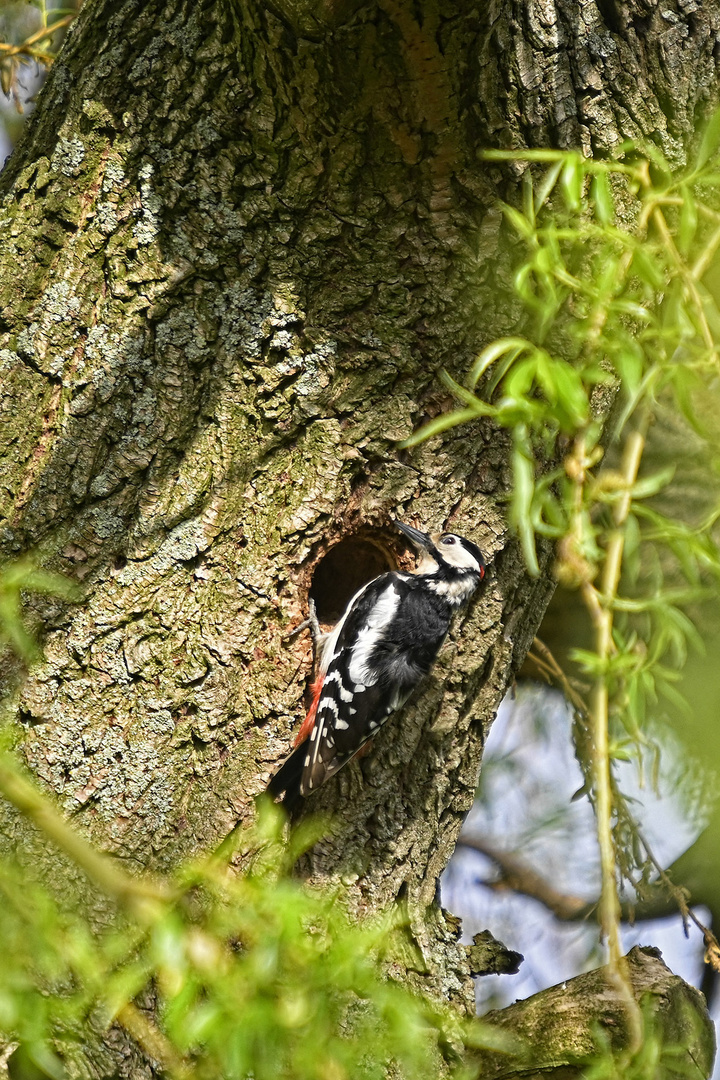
[{"xmin": 294, "ymin": 674, "xmax": 324, "ymax": 747}]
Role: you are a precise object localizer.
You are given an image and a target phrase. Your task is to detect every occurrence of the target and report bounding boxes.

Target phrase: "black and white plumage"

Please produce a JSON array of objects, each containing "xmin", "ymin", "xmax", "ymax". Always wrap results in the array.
[{"xmin": 267, "ymin": 520, "xmax": 485, "ymax": 808}]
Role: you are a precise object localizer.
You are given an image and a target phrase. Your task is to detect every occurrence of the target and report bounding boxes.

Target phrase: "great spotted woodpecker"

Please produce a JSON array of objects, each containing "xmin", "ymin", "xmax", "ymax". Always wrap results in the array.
[{"xmin": 267, "ymin": 521, "xmax": 485, "ymax": 807}]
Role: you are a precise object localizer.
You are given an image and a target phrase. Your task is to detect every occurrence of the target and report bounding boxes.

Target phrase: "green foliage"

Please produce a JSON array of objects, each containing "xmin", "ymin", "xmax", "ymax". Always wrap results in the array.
[
  {"xmin": 0, "ymin": 560, "xmax": 78, "ymax": 662},
  {"xmin": 0, "ymin": 775, "xmax": 509, "ymax": 1080},
  {"xmin": 401, "ymin": 121, "xmax": 720, "ymax": 987},
  {"xmin": 0, "ymin": 549, "xmax": 506, "ymax": 1080},
  {"xmin": 403, "ymin": 139, "xmax": 720, "ymax": 571},
  {"xmin": 404, "ymin": 125, "xmax": 720, "ymax": 749}
]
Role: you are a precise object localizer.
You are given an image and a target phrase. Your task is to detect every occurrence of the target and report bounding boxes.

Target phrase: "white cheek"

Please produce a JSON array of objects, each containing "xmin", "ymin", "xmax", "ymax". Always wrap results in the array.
[
  {"xmin": 444, "ymin": 547, "xmax": 469, "ymax": 569},
  {"xmin": 455, "ymin": 551, "xmax": 480, "ymax": 571}
]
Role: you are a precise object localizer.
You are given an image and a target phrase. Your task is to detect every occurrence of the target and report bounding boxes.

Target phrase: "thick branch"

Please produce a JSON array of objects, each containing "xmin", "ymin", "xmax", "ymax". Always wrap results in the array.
[{"xmin": 473, "ymin": 946, "xmax": 715, "ymax": 1080}]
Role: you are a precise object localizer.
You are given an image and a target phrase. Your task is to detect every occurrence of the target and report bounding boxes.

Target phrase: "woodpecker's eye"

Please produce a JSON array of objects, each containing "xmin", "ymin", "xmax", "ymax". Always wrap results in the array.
[{"xmin": 442, "ymin": 535, "xmax": 456, "ymax": 545}]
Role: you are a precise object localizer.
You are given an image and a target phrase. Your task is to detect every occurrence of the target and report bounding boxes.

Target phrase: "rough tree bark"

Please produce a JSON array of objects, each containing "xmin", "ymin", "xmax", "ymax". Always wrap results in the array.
[{"xmin": 0, "ymin": 0, "xmax": 719, "ymax": 1073}]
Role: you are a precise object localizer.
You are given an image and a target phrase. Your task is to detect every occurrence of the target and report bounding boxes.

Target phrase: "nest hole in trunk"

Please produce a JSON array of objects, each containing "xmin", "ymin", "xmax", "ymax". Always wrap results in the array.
[{"xmin": 309, "ymin": 534, "xmax": 396, "ymax": 626}]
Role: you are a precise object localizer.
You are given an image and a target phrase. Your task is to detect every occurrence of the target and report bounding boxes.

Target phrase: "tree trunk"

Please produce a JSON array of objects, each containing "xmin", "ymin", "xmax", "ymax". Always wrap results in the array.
[{"xmin": 1, "ymin": 0, "xmax": 718, "ymax": 1067}]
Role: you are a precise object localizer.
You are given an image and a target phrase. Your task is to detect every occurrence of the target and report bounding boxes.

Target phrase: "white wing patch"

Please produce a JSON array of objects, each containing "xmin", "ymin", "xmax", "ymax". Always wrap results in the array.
[
  {"xmin": 347, "ymin": 582, "xmax": 400, "ymax": 686},
  {"xmin": 303, "ymin": 582, "xmax": 400, "ymax": 792},
  {"xmin": 323, "ymin": 669, "xmax": 354, "ymax": 701},
  {"xmin": 318, "ymin": 578, "xmax": 378, "ymax": 674}
]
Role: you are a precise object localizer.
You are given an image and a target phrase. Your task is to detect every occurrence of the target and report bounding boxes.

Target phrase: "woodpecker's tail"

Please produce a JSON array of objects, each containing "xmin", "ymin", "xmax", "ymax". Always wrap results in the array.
[
  {"xmin": 267, "ymin": 671, "xmax": 325, "ymax": 813},
  {"xmin": 267, "ymin": 674, "xmax": 324, "ymax": 811},
  {"xmin": 266, "ymin": 743, "xmax": 306, "ymax": 812}
]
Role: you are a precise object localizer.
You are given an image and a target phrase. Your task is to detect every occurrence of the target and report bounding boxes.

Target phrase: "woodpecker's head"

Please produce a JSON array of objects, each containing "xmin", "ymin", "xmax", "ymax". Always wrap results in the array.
[{"xmin": 394, "ymin": 521, "xmax": 485, "ymax": 582}]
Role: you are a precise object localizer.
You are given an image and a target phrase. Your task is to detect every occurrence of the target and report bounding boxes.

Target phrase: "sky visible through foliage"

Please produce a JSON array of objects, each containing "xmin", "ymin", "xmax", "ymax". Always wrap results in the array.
[{"xmin": 441, "ymin": 688, "xmax": 710, "ymax": 1019}]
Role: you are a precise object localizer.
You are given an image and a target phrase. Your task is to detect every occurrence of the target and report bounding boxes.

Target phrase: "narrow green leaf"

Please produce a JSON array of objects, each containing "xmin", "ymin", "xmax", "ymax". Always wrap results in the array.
[
  {"xmin": 630, "ymin": 465, "xmax": 675, "ymax": 499},
  {"xmin": 610, "ymin": 299, "xmax": 652, "ymax": 320},
  {"xmin": 468, "ymin": 337, "xmax": 532, "ymax": 387},
  {"xmin": 694, "ymin": 105, "xmax": 720, "ymax": 170},
  {"xmin": 569, "ymin": 648, "xmax": 607, "ymax": 676},
  {"xmin": 396, "ymin": 408, "xmax": 489, "ymax": 448},
  {"xmin": 591, "ymin": 172, "xmax": 614, "ymax": 225},
  {"xmin": 677, "ymin": 184, "xmax": 698, "ymax": 254},
  {"xmin": 561, "ymin": 156, "xmax": 583, "ymax": 211},
  {"xmin": 511, "ymin": 441, "xmax": 539, "ymax": 576},
  {"xmin": 482, "ymin": 149, "xmax": 566, "ymax": 163},
  {"xmin": 502, "ymin": 204, "xmax": 536, "ymax": 241},
  {"xmin": 439, "ymin": 370, "xmax": 485, "ymax": 407},
  {"xmin": 505, "ymin": 356, "xmax": 538, "ymax": 399},
  {"xmin": 551, "ymin": 363, "xmax": 590, "ymax": 429},
  {"xmin": 623, "ymin": 513, "xmax": 641, "ymax": 586},
  {"xmin": 630, "ymin": 246, "xmax": 666, "ymax": 290},
  {"xmin": 612, "ymin": 341, "xmax": 644, "ymax": 396},
  {"xmin": 535, "ymin": 159, "xmax": 564, "ymax": 213},
  {"xmin": 657, "ymin": 679, "xmax": 693, "ymax": 720}
]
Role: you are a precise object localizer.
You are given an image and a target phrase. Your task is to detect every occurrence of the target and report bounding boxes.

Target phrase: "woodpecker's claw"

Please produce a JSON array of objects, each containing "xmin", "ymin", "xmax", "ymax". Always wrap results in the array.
[
  {"xmin": 305, "ymin": 598, "xmax": 324, "ymax": 663},
  {"xmin": 285, "ymin": 599, "xmax": 324, "ymax": 663}
]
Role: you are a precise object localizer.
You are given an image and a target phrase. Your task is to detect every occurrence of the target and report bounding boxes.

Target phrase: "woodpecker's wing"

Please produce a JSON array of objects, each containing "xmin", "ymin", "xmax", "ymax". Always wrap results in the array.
[
  {"xmin": 300, "ymin": 573, "xmax": 428, "ymax": 794},
  {"xmin": 267, "ymin": 576, "xmax": 398, "ymax": 806}
]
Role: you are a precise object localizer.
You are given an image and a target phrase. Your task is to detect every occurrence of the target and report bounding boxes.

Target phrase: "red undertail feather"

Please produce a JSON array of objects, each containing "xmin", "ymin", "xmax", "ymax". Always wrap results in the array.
[{"xmin": 294, "ymin": 673, "xmax": 324, "ymax": 747}]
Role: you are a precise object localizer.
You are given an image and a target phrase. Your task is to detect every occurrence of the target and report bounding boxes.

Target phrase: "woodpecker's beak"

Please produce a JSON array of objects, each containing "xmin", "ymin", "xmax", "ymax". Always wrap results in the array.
[{"xmin": 393, "ymin": 520, "xmax": 433, "ymax": 551}]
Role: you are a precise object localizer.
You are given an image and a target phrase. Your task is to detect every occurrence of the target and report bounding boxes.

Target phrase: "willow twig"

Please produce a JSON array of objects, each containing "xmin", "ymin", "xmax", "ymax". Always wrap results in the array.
[
  {"xmin": 583, "ymin": 413, "xmax": 650, "ymax": 1050},
  {"xmin": 115, "ymin": 1002, "xmax": 193, "ymax": 1080},
  {"xmin": 0, "ymin": 16, "xmax": 73, "ymax": 57}
]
